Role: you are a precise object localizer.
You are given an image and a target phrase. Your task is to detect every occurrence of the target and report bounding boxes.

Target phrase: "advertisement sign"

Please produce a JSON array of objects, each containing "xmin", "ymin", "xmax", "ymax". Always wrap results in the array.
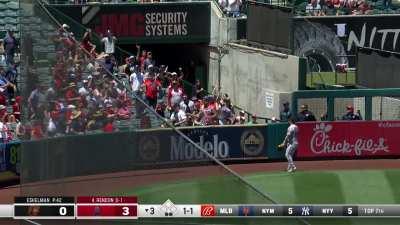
[
  {"xmin": 293, "ymin": 16, "xmax": 400, "ymax": 69},
  {"xmin": 297, "ymin": 121, "xmax": 400, "ymax": 159},
  {"xmin": 137, "ymin": 126, "xmax": 268, "ymax": 163},
  {"xmin": 50, "ymin": 3, "xmax": 211, "ymax": 44}
]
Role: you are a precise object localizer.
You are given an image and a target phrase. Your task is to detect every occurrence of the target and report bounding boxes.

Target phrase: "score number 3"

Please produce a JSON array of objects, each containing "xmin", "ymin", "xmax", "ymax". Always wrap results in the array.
[{"xmin": 122, "ymin": 207, "xmax": 130, "ymax": 216}]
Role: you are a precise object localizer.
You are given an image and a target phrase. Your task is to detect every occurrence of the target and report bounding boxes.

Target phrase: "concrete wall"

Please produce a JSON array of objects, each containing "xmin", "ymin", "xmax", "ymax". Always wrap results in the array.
[
  {"xmin": 209, "ymin": 43, "xmax": 301, "ymax": 118},
  {"xmin": 210, "ymin": 1, "xmax": 239, "ymax": 47}
]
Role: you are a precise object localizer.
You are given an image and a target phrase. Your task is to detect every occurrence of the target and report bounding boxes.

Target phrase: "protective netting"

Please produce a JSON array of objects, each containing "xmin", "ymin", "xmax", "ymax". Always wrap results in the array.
[
  {"xmin": 296, "ymin": 98, "xmax": 327, "ymax": 121},
  {"xmin": 334, "ymin": 97, "xmax": 365, "ymax": 120},
  {"xmin": 371, "ymin": 96, "xmax": 400, "ymax": 120},
  {"xmin": 18, "ymin": 1, "xmax": 309, "ymax": 225}
]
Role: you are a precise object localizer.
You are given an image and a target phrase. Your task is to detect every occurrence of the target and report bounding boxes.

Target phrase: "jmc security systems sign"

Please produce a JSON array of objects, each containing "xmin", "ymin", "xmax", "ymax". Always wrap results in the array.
[
  {"xmin": 297, "ymin": 121, "xmax": 400, "ymax": 159},
  {"xmin": 51, "ymin": 3, "xmax": 211, "ymax": 44}
]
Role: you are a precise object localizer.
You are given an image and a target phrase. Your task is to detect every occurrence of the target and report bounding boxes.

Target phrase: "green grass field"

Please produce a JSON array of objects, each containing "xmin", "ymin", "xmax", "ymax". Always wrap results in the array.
[
  {"xmin": 113, "ymin": 169, "xmax": 400, "ymax": 225},
  {"xmin": 307, "ymin": 72, "xmax": 356, "ymax": 88}
]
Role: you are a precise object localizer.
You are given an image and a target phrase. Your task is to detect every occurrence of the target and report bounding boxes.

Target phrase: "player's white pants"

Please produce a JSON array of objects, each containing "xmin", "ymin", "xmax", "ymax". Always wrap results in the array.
[{"xmin": 285, "ymin": 143, "xmax": 297, "ymax": 170}]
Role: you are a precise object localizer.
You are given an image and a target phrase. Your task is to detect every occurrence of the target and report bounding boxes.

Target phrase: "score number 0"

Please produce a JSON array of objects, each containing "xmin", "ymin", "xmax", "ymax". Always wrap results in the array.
[{"xmin": 59, "ymin": 206, "xmax": 67, "ymax": 216}]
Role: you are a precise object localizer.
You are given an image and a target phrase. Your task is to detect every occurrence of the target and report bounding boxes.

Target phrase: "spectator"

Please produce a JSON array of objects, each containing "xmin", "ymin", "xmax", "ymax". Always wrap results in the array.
[
  {"xmin": 170, "ymin": 104, "xmax": 187, "ymax": 127},
  {"xmin": 104, "ymin": 54, "xmax": 116, "ymax": 74},
  {"xmin": 142, "ymin": 73, "xmax": 161, "ymax": 109},
  {"xmin": 138, "ymin": 48, "xmax": 147, "ymax": 72},
  {"xmin": 280, "ymin": 101, "xmax": 292, "ymax": 122},
  {"xmin": 79, "ymin": 80, "xmax": 90, "ymax": 96},
  {"xmin": 143, "ymin": 51, "xmax": 155, "ymax": 72},
  {"xmin": 192, "ymin": 79, "xmax": 205, "ymax": 100},
  {"xmin": 342, "ymin": 105, "xmax": 361, "ymax": 120},
  {"xmin": 218, "ymin": 98, "xmax": 234, "ymax": 125},
  {"xmin": 117, "ymin": 102, "xmax": 131, "ymax": 120},
  {"xmin": 103, "ymin": 118, "xmax": 115, "ymax": 133},
  {"xmin": 234, "ymin": 110, "xmax": 246, "ymax": 124},
  {"xmin": 220, "ymin": 0, "xmax": 242, "ymax": 17},
  {"xmin": 81, "ymin": 29, "xmax": 96, "ymax": 56},
  {"xmin": 180, "ymin": 94, "xmax": 195, "ymax": 114},
  {"xmin": 297, "ymin": 104, "xmax": 316, "ymax": 122},
  {"xmin": 167, "ymin": 80, "xmax": 184, "ymax": 110},
  {"xmin": 101, "ymin": 30, "xmax": 117, "ymax": 55},
  {"xmin": 129, "ymin": 64, "xmax": 143, "ymax": 96},
  {"xmin": 248, "ymin": 114, "xmax": 258, "ymax": 125},
  {"xmin": 3, "ymin": 30, "xmax": 18, "ymax": 65},
  {"xmin": 320, "ymin": 113, "xmax": 328, "ymax": 121},
  {"xmin": 28, "ymin": 85, "xmax": 46, "ymax": 118},
  {"xmin": 124, "ymin": 56, "xmax": 137, "ymax": 75},
  {"xmin": 11, "ymin": 98, "xmax": 20, "ymax": 121}
]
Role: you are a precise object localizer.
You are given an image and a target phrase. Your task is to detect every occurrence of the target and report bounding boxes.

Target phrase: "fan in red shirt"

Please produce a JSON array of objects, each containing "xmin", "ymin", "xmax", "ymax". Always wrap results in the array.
[
  {"xmin": 81, "ymin": 29, "xmax": 96, "ymax": 57},
  {"xmin": 10, "ymin": 98, "xmax": 21, "ymax": 121},
  {"xmin": 65, "ymin": 83, "xmax": 79, "ymax": 103},
  {"xmin": 103, "ymin": 118, "xmax": 115, "ymax": 133},
  {"xmin": 143, "ymin": 75, "xmax": 161, "ymax": 109},
  {"xmin": 0, "ymin": 93, "xmax": 6, "ymax": 106}
]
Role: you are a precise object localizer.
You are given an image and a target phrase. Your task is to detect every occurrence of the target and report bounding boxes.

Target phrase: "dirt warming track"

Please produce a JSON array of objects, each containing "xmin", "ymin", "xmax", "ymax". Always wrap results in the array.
[{"xmin": 0, "ymin": 159, "xmax": 398, "ymax": 205}]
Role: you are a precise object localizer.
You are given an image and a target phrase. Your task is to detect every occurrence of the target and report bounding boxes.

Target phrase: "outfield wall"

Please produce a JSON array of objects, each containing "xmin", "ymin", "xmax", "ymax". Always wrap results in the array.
[
  {"xmin": 268, "ymin": 121, "xmax": 400, "ymax": 160},
  {"xmin": 21, "ymin": 125, "xmax": 268, "ymax": 183},
  {"xmin": 18, "ymin": 120, "xmax": 400, "ymax": 184}
]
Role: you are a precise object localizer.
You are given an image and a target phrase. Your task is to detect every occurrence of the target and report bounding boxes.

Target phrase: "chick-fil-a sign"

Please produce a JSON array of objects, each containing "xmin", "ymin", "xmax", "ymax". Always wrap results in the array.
[{"xmin": 297, "ymin": 121, "xmax": 398, "ymax": 159}]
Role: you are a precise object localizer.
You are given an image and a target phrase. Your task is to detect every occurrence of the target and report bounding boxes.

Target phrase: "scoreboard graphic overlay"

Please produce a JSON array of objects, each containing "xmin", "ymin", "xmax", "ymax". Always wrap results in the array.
[{"xmin": 0, "ymin": 197, "xmax": 399, "ymax": 219}]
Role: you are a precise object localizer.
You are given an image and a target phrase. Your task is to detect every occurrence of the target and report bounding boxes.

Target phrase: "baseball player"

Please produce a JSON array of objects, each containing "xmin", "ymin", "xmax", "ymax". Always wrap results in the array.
[{"xmin": 279, "ymin": 117, "xmax": 298, "ymax": 172}]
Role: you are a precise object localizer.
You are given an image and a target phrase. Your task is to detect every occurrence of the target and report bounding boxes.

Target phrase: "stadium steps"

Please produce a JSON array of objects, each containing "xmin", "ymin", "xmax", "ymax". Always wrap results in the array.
[{"xmin": 19, "ymin": 2, "xmax": 166, "ymax": 131}]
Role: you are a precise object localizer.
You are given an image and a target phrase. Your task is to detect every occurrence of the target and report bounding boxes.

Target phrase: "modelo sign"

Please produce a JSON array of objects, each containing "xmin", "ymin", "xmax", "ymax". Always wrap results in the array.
[
  {"xmin": 136, "ymin": 126, "xmax": 267, "ymax": 162},
  {"xmin": 296, "ymin": 121, "xmax": 400, "ymax": 159},
  {"xmin": 81, "ymin": 3, "xmax": 211, "ymax": 43},
  {"xmin": 170, "ymin": 126, "xmax": 267, "ymax": 161},
  {"xmin": 170, "ymin": 129, "xmax": 229, "ymax": 161}
]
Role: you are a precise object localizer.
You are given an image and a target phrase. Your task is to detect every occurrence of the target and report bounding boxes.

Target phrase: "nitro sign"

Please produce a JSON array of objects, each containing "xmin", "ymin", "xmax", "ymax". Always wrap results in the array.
[
  {"xmin": 170, "ymin": 130, "xmax": 229, "ymax": 161},
  {"xmin": 297, "ymin": 121, "xmax": 400, "ymax": 159}
]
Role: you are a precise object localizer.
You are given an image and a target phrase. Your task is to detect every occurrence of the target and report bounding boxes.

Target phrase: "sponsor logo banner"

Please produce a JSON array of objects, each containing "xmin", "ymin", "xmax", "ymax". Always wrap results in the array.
[
  {"xmin": 137, "ymin": 126, "xmax": 267, "ymax": 162},
  {"xmin": 297, "ymin": 121, "xmax": 399, "ymax": 158}
]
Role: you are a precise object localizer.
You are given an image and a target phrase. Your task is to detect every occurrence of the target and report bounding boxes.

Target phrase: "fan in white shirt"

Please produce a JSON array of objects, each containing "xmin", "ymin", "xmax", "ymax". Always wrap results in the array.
[
  {"xmin": 170, "ymin": 104, "xmax": 187, "ymax": 126},
  {"xmin": 101, "ymin": 30, "xmax": 117, "ymax": 55}
]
